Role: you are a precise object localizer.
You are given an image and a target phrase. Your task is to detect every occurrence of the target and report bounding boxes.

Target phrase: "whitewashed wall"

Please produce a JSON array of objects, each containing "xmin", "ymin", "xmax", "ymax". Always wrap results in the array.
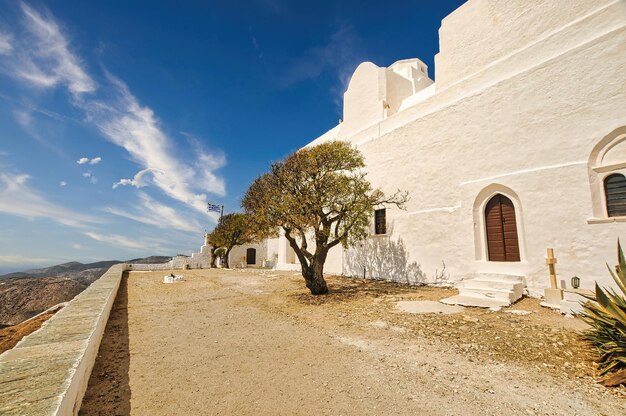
[{"xmin": 242, "ymin": 0, "xmax": 626, "ymax": 296}]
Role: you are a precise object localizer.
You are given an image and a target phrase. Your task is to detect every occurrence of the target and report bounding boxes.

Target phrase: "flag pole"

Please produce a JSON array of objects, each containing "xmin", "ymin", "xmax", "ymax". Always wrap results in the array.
[{"xmin": 220, "ymin": 205, "xmax": 224, "ymax": 221}]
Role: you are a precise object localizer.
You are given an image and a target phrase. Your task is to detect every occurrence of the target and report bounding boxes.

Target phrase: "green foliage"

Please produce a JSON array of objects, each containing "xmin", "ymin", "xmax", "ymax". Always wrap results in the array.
[
  {"xmin": 209, "ymin": 214, "xmax": 255, "ymax": 249},
  {"xmin": 243, "ymin": 140, "xmax": 407, "ymax": 251},
  {"xmin": 206, "ymin": 213, "xmax": 256, "ymax": 268},
  {"xmin": 579, "ymin": 240, "xmax": 626, "ymax": 384},
  {"xmin": 241, "ymin": 140, "xmax": 408, "ymax": 294}
]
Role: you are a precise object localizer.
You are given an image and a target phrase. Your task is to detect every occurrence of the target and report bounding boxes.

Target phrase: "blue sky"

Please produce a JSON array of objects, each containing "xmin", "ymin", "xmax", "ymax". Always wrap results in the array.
[{"xmin": 0, "ymin": 0, "xmax": 464, "ymax": 273}]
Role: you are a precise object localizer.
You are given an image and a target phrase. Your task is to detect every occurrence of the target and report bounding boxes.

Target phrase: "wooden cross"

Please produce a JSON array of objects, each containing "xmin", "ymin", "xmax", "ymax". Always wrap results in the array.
[{"xmin": 546, "ymin": 248, "xmax": 558, "ymax": 289}]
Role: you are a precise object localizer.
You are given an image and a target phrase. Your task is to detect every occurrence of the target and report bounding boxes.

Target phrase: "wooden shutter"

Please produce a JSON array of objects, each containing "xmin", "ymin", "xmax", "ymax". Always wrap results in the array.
[
  {"xmin": 604, "ymin": 174, "xmax": 626, "ymax": 217},
  {"xmin": 375, "ymin": 209, "xmax": 386, "ymax": 235}
]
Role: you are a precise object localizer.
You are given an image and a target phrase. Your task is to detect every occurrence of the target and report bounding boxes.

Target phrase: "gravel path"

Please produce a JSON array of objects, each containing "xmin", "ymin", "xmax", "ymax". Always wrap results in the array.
[{"xmin": 80, "ymin": 269, "xmax": 625, "ymax": 415}]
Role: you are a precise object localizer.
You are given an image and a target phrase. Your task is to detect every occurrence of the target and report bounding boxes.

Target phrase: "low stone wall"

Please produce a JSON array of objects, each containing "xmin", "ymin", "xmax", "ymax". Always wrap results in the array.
[
  {"xmin": 0, "ymin": 264, "xmax": 126, "ymax": 416},
  {"xmin": 127, "ymin": 262, "xmax": 174, "ymax": 271}
]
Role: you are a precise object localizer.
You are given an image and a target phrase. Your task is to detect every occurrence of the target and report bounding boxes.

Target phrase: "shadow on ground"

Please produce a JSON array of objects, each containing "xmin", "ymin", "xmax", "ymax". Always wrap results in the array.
[{"xmin": 79, "ymin": 272, "xmax": 131, "ymax": 415}]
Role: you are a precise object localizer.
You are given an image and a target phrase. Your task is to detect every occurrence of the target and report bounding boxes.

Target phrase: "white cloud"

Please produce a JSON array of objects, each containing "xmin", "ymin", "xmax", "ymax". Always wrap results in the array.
[
  {"xmin": 0, "ymin": 171, "xmax": 101, "ymax": 227},
  {"xmin": 13, "ymin": 108, "xmax": 32, "ymax": 128},
  {"xmin": 1, "ymin": 3, "xmax": 226, "ymax": 218},
  {"xmin": 82, "ymin": 171, "xmax": 97, "ymax": 184},
  {"xmin": 84, "ymin": 231, "xmax": 145, "ymax": 250},
  {"xmin": 14, "ymin": 3, "xmax": 95, "ymax": 96},
  {"xmin": 77, "ymin": 156, "xmax": 101, "ymax": 165},
  {"xmin": 59, "ymin": 180, "xmax": 67, "ymax": 186},
  {"xmin": 105, "ymin": 191, "xmax": 202, "ymax": 233},
  {"xmin": 0, "ymin": 32, "xmax": 13, "ymax": 55},
  {"xmin": 112, "ymin": 167, "xmax": 159, "ymax": 189},
  {"xmin": 85, "ymin": 74, "xmax": 226, "ymax": 213},
  {"xmin": 0, "ymin": 254, "xmax": 55, "ymax": 265},
  {"xmin": 71, "ymin": 243, "xmax": 84, "ymax": 250},
  {"xmin": 279, "ymin": 22, "xmax": 364, "ymax": 110}
]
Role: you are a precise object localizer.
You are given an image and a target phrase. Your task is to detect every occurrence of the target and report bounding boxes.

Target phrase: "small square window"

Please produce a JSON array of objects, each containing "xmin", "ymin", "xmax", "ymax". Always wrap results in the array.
[{"xmin": 374, "ymin": 208, "xmax": 386, "ymax": 235}]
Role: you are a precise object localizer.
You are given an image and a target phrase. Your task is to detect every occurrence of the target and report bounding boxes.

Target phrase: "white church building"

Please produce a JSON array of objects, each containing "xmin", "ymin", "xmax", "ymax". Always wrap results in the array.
[{"xmin": 223, "ymin": 0, "xmax": 626, "ymax": 306}]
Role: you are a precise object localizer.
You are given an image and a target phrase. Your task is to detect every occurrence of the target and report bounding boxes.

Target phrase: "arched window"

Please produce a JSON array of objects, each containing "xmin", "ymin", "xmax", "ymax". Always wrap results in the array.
[
  {"xmin": 604, "ymin": 173, "xmax": 626, "ymax": 217},
  {"xmin": 587, "ymin": 127, "xmax": 626, "ymax": 221}
]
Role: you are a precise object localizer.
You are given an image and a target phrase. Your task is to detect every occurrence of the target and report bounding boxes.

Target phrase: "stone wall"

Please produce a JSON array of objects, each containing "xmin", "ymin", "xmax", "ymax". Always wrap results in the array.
[{"xmin": 0, "ymin": 264, "xmax": 126, "ymax": 415}]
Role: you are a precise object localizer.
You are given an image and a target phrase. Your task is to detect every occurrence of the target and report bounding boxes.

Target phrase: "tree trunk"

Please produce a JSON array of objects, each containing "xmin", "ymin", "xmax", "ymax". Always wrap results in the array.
[
  {"xmin": 302, "ymin": 259, "xmax": 328, "ymax": 295},
  {"xmin": 224, "ymin": 248, "xmax": 232, "ymax": 268},
  {"xmin": 210, "ymin": 248, "xmax": 217, "ymax": 268}
]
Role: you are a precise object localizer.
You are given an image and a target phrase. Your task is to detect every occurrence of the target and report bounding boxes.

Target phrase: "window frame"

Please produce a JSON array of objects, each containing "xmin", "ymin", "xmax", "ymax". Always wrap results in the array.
[
  {"xmin": 604, "ymin": 173, "xmax": 626, "ymax": 218},
  {"xmin": 374, "ymin": 208, "xmax": 386, "ymax": 235}
]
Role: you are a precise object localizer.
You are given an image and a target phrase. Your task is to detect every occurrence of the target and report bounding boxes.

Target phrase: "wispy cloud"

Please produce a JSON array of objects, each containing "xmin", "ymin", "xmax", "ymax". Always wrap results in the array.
[
  {"xmin": 0, "ymin": 254, "xmax": 55, "ymax": 265},
  {"xmin": 112, "ymin": 167, "xmax": 158, "ymax": 189},
  {"xmin": 84, "ymin": 74, "xmax": 226, "ymax": 213},
  {"xmin": 13, "ymin": 108, "xmax": 32, "ymax": 128},
  {"xmin": 0, "ymin": 3, "xmax": 227, "ymax": 218},
  {"xmin": 279, "ymin": 22, "xmax": 364, "ymax": 110},
  {"xmin": 77, "ymin": 156, "xmax": 101, "ymax": 165},
  {"xmin": 0, "ymin": 91, "xmax": 81, "ymax": 124},
  {"xmin": 82, "ymin": 171, "xmax": 97, "ymax": 184},
  {"xmin": 105, "ymin": 191, "xmax": 202, "ymax": 233},
  {"xmin": 14, "ymin": 3, "xmax": 95, "ymax": 96},
  {"xmin": 251, "ymin": 36, "xmax": 263, "ymax": 59},
  {"xmin": 0, "ymin": 32, "xmax": 13, "ymax": 55},
  {"xmin": 83, "ymin": 231, "xmax": 146, "ymax": 250},
  {"xmin": 59, "ymin": 180, "xmax": 67, "ymax": 186},
  {"xmin": 0, "ymin": 171, "xmax": 102, "ymax": 227}
]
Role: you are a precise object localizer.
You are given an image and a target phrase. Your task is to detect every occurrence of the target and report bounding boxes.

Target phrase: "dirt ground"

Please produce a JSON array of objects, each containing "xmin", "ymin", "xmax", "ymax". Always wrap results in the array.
[
  {"xmin": 0, "ymin": 309, "xmax": 57, "ymax": 354},
  {"xmin": 80, "ymin": 269, "xmax": 625, "ymax": 415}
]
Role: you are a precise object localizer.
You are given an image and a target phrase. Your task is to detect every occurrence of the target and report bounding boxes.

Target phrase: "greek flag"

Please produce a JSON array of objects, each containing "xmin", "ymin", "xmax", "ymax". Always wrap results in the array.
[{"xmin": 207, "ymin": 203, "xmax": 221, "ymax": 213}]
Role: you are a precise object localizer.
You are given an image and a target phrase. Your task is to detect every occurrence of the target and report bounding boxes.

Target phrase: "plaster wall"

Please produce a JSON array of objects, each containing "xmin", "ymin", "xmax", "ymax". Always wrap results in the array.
[
  {"xmin": 434, "ymin": 0, "xmax": 618, "ymax": 89},
  {"xmin": 265, "ymin": 0, "xmax": 626, "ymax": 295},
  {"xmin": 331, "ymin": 1, "xmax": 626, "ymax": 295},
  {"xmin": 240, "ymin": 0, "xmax": 626, "ymax": 295},
  {"xmin": 229, "ymin": 240, "xmax": 270, "ymax": 268}
]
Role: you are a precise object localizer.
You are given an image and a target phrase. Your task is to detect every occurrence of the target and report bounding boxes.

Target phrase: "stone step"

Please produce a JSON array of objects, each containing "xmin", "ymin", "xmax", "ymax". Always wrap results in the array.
[
  {"xmin": 459, "ymin": 279, "xmax": 524, "ymax": 296},
  {"xmin": 458, "ymin": 287, "xmax": 517, "ymax": 303},
  {"xmin": 467, "ymin": 282, "xmax": 524, "ymax": 300},
  {"xmin": 440, "ymin": 294, "xmax": 510, "ymax": 309},
  {"xmin": 471, "ymin": 273, "xmax": 525, "ymax": 283}
]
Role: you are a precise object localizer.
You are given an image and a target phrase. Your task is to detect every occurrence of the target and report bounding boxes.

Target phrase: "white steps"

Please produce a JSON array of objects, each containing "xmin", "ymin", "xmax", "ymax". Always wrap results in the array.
[
  {"xmin": 440, "ymin": 273, "xmax": 525, "ymax": 309},
  {"xmin": 440, "ymin": 294, "xmax": 510, "ymax": 309}
]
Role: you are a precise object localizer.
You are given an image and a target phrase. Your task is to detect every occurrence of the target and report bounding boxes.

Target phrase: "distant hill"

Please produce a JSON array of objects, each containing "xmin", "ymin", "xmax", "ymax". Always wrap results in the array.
[{"xmin": 0, "ymin": 256, "xmax": 171, "ymax": 326}]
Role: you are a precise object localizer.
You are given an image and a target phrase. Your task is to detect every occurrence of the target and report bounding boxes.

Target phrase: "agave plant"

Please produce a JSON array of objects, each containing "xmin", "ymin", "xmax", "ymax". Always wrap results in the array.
[{"xmin": 578, "ymin": 240, "xmax": 626, "ymax": 386}]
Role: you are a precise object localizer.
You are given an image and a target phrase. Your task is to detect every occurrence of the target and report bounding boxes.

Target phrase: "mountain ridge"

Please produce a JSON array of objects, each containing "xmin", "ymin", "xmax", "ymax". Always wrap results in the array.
[{"xmin": 0, "ymin": 255, "xmax": 172, "ymax": 326}]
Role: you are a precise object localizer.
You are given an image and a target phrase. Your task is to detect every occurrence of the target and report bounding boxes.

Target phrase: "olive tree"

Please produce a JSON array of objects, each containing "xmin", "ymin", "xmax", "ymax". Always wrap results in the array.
[
  {"xmin": 208, "ymin": 213, "xmax": 255, "ymax": 268},
  {"xmin": 242, "ymin": 141, "xmax": 408, "ymax": 295},
  {"xmin": 205, "ymin": 232, "xmax": 221, "ymax": 268}
]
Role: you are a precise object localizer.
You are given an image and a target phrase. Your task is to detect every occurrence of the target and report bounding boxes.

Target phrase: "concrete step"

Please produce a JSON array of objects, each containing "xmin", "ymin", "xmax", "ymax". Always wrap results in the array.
[
  {"xmin": 471, "ymin": 273, "xmax": 524, "ymax": 283},
  {"xmin": 458, "ymin": 287, "xmax": 517, "ymax": 302},
  {"xmin": 440, "ymin": 294, "xmax": 510, "ymax": 309},
  {"xmin": 459, "ymin": 279, "xmax": 524, "ymax": 295},
  {"xmin": 463, "ymin": 281, "xmax": 524, "ymax": 300}
]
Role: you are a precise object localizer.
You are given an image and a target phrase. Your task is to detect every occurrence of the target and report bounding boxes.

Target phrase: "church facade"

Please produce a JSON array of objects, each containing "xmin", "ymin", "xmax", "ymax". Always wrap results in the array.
[{"xmin": 230, "ymin": 0, "xmax": 626, "ymax": 297}]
